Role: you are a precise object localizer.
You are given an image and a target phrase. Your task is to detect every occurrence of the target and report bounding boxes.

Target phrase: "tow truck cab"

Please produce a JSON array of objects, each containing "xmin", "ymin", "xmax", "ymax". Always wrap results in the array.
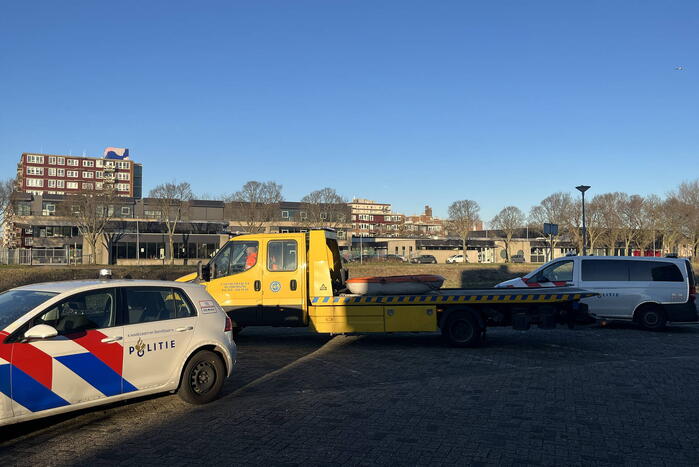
[{"xmin": 185, "ymin": 230, "xmax": 345, "ymax": 329}]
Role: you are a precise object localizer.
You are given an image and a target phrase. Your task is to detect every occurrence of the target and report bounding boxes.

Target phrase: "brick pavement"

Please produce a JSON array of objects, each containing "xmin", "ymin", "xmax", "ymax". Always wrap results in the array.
[{"xmin": 1, "ymin": 324, "xmax": 699, "ymax": 466}]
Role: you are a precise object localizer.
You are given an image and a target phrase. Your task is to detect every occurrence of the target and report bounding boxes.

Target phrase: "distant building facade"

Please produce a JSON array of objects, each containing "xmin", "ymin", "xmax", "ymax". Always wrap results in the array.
[{"xmin": 16, "ymin": 152, "xmax": 143, "ymax": 199}]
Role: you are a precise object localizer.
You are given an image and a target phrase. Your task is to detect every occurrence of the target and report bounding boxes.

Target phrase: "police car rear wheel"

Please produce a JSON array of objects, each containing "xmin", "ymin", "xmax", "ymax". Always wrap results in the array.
[{"xmin": 178, "ymin": 350, "xmax": 225, "ymax": 404}]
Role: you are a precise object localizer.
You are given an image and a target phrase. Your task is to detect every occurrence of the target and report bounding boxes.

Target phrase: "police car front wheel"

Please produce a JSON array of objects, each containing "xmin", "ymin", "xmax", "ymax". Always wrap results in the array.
[{"xmin": 178, "ymin": 350, "xmax": 226, "ymax": 404}]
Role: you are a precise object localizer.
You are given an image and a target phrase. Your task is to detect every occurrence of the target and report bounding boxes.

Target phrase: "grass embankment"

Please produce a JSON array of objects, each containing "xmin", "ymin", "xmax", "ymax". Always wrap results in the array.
[
  {"xmin": 0, "ymin": 263, "xmax": 534, "ymax": 292},
  {"xmin": 4, "ymin": 262, "xmax": 694, "ymax": 293},
  {"xmin": 0, "ymin": 265, "xmax": 194, "ymax": 293},
  {"xmin": 347, "ymin": 263, "xmax": 537, "ymax": 288}
]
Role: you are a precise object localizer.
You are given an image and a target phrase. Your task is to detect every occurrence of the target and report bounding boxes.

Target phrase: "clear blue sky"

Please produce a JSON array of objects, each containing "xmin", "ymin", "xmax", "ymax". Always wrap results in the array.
[{"xmin": 1, "ymin": 1, "xmax": 697, "ymax": 222}]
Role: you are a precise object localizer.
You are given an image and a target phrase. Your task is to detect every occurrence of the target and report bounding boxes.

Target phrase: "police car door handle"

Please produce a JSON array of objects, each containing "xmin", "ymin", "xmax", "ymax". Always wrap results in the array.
[
  {"xmin": 101, "ymin": 336, "xmax": 122, "ymax": 343},
  {"xmin": 176, "ymin": 326, "xmax": 194, "ymax": 332},
  {"xmin": 254, "ymin": 280, "xmax": 261, "ymax": 291}
]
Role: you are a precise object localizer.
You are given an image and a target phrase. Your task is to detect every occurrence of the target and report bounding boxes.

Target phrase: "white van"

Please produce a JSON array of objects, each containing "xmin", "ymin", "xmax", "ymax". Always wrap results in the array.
[{"xmin": 496, "ymin": 256, "xmax": 697, "ymax": 330}]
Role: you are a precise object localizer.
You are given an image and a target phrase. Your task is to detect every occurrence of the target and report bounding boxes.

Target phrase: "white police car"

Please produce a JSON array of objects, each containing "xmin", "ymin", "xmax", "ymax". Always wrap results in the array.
[{"xmin": 0, "ymin": 279, "xmax": 236, "ymax": 426}]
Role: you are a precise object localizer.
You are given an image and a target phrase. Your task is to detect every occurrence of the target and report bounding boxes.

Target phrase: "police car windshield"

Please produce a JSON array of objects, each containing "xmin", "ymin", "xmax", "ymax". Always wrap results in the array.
[{"xmin": 0, "ymin": 290, "xmax": 58, "ymax": 330}]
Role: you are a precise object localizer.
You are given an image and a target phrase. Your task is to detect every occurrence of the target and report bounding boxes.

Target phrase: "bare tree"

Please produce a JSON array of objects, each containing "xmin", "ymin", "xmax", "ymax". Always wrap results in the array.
[
  {"xmin": 225, "ymin": 181, "xmax": 283, "ymax": 234},
  {"xmin": 448, "ymin": 200, "xmax": 481, "ymax": 261},
  {"xmin": 594, "ymin": 192, "xmax": 624, "ymax": 255},
  {"xmin": 149, "ymin": 181, "xmax": 193, "ymax": 264},
  {"xmin": 619, "ymin": 194, "xmax": 642, "ymax": 255},
  {"xmin": 529, "ymin": 192, "xmax": 573, "ymax": 259},
  {"xmin": 675, "ymin": 179, "xmax": 699, "ymax": 258},
  {"xmin": 102, "ymin": 219, "xmax": 130, "ymax": 265},
  {"xmin": 62, "ymin": 185, "xmax": 120, "ymax": 264},
  {"xmin": 491, "ymin": 206, "xmax": 525, "ymax": 262},
  {"xmin": 635, "ymin": 195, "xmax": 661, "ymax": 255},
  {"xmin": 300, "ymin": 187, "xmax": 348, "ymax": 230},
  {"xmin": 0, "ymin": 178, "xmax": 16, "ymax": 246},
  {"xmin": 0, "ymin": 178, "xmax": 13, "ymax": 220},
  {"xmin": 659, "ymin": 196, "xmax": 686, "ymax": 255}
]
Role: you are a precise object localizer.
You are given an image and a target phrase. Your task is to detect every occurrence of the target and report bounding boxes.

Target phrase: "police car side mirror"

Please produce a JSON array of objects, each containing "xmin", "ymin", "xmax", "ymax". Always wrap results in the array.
[{"xmin": 25, "ymin": 324, "xmax": 58, "ymax": 340}]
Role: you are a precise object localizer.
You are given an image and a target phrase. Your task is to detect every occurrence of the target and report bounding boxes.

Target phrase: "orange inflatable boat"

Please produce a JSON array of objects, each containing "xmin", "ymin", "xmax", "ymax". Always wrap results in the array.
[{"xmin": 346, "ymin": 274, "xmax": 445, "ymax": 295}]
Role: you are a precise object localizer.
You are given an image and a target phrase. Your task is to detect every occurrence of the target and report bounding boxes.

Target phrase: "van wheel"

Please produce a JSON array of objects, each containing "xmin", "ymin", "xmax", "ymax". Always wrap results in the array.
[
  {"xmin": 442, "ymin": 312, "xmax": 483, "ymax": 347},
  {"xmin": 178, "ymin": 350, "xmax": 225, "ymax": 404},
  {"xmin": 636, "ymin": 306, "xmax": 667, "ymax": 331}
]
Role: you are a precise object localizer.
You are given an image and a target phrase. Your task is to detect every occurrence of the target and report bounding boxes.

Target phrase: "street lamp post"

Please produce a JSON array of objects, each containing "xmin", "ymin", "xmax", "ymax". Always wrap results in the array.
[{"xmin": 576, "ymin": 185, "xmax": 591, "ymax": 256}]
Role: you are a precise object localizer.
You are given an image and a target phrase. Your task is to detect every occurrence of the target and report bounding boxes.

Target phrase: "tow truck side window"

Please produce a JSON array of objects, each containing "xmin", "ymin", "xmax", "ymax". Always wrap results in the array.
[
  {"xmin": 33, "ymin": 288, "xmax": 116, "ymax": 335},
  {"xmin": 211, "ymin": 241, "xmax": 259, "ymax": 279},
  {"xmin": 267, "ymin": 240, "xmax": 297, "ymax": 271}
]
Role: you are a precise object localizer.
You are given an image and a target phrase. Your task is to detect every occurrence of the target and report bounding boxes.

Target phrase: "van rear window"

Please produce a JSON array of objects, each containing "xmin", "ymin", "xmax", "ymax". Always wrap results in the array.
[
  {"xmin": 582, "ymin": 260, "xmax": 684, "ymax": 282},
  {"xmin": 641, "ymin": 262, "xmax": 683, "ymax": 282}
]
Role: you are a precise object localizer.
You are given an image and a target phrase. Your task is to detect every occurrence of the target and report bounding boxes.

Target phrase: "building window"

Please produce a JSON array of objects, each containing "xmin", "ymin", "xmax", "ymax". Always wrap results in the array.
[
  {"xmin": 56, "ymin": 180, "xmax": 65, "ymax": 188},
  {"xmin": 47, "ymin": 179, "xmax": 57, "ymax": 188},
  {"xmin": 67, "ymin": 159, "xmax": 79, "ymax": 166},
  {"xmin": 67, "ymin": 181, "xmax": 78, "ymax": 189},
  {"xmin": 117, "ymin": 172, "xmax": 130, "ymax": 180},
  {"xmin": 145, "ymin": 210, "xmax": 161, "ymax": 218},
  {"xmin": 82, "ymin": 160, "xmax": 94, "ymax": 167},
  {"xmin": 117, "ymin": 183, "xmax": 129, "ymax": 191},
  {"xmin": 281, "ymin": 210, "xmax": 289, "ymax": 219},
  {"xmin": 26, "ymin": 178, "xmax": 44, "ymax": 187},
  {"xmin": 26, "ymin": 155, "xmax": 44, "ymax": 164},
  {"xmin": 82, "ymin": 182, "xmax": 94, "ymax": 190},
  {"xmin": 16, "ymin": 202, "xmax": 31, "ymax": 216},
  {"xmin": 96, "ymin": 159, "xmax": 104, "ymax": 167},
  {"xmin": 105, "ymin": 160, "xmax": 115, "ymax": 168},
  {"xmin": 83, "ymin": 171, "xmax": 94, "ymax": 178},
  {"xmin": 117, "ymin": 161, "xmax": 130, "ymax": 169},
  {"xmin": 67, "ymin": 170, "xmax": 78, "ymax": 178},
  {"xmin": 95, "ymin": 171, "xmax": 104, "ymax": 179},
  {"xmin": 57, "ymin": 168, "xmax": 65, "ymax": 177},
  {"xmin": 121, "ymin": 206, "xmax": 131, "ymax": 216},
  {"xmin": 42, "ymin": 203, "xmax": 56, "ymax": 216},
  {"xmin": 320, "ymin": 212, "xmax": 327, "ymax": 220},
  {"xmin": 26, "ymin": 166, "xmax": 44, "ymax": 176},
  {"xmin": 300, "ymin": 211, "xmax": 307, "ymax": 220},
  {"xmin": 56, "ymin": 157, "xmax": 65, "ymax": 165},
  {"xmin": 47, "ymin": 167, "xmax": 57, "ymax": 176},
  {"xmin": 48, "ymin": 156, "xmax": 56, "ymax": 164}
]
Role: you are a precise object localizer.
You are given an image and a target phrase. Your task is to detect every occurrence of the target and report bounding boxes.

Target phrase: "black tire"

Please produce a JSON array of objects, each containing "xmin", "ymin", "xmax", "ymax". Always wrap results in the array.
[
  {"xmin": 636, "ymin": 306, "xmax": 667, "ymax": 331},
  {"xmin": 178, "ymin": 350, "xmax": 226, "ymax": 404},
  {"xmin": 441, "ymin": 312, "xmax": 483, "ymax": 347}
]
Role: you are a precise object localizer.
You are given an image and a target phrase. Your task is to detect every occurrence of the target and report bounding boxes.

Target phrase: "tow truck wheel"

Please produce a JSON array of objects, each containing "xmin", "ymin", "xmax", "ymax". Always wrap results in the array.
[
  {"xmin": 442, "ymin": 312, "xmax": 483, "ymax": 347},
  {"xmin": 178, "ymin": 350, "xmax": 225, "ymax": 404},
  {"xmin": 636, "ymin": 305, "xmax": 667, "ymax": 331}
]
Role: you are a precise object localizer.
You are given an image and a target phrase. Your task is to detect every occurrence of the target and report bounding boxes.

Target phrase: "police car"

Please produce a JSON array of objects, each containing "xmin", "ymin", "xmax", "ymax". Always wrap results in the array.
[{"xmin": 0, "ymin": 277, "xmax": 236, "ymax": 427}]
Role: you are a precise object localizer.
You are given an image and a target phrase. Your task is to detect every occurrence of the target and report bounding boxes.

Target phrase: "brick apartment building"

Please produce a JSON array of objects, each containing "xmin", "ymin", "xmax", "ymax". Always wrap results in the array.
[
  {"xmin": 349, "ymin": 198, "xmax": 402, "ymax": 237},
  {"xmin": 16, "ymin": 151, "xmax": 143, "ymax": 198}
]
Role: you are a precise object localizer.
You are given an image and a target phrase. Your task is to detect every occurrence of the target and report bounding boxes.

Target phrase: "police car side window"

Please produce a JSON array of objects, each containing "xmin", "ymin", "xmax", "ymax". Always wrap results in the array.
[
  {"xmin": 536, "ymin": 261, "xmax": 573, "ymax": 282},
  {"xmin": 124, "ymin": 287, "xmax": 195, "ymax": 325},
  {"xmin": 35, "ymin": 288, "xmax": 116, "ymax": 335}
]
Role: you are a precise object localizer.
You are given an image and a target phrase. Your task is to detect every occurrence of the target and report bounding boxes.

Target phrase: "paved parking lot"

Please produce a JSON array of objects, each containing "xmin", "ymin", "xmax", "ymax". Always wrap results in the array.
[{"xmin": 2, "ymin": 323, "xmax": 699, "ymax": 466}]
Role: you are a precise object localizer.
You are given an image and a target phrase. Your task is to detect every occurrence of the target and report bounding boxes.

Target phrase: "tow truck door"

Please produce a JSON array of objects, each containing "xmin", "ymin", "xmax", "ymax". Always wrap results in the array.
[
  {"xmin": 261, "ymin": 234, "xmax": 307, "ymax": 326},
  {"xmin": 205, "ymin": 239, "xmax": 264, "ymax": 326}
]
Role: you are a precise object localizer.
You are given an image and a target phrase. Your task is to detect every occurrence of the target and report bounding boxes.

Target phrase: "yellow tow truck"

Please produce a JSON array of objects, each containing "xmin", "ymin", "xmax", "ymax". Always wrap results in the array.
[{"xmin": 178, "ymin": 230, "xmax": 596, "ymax": 347}]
